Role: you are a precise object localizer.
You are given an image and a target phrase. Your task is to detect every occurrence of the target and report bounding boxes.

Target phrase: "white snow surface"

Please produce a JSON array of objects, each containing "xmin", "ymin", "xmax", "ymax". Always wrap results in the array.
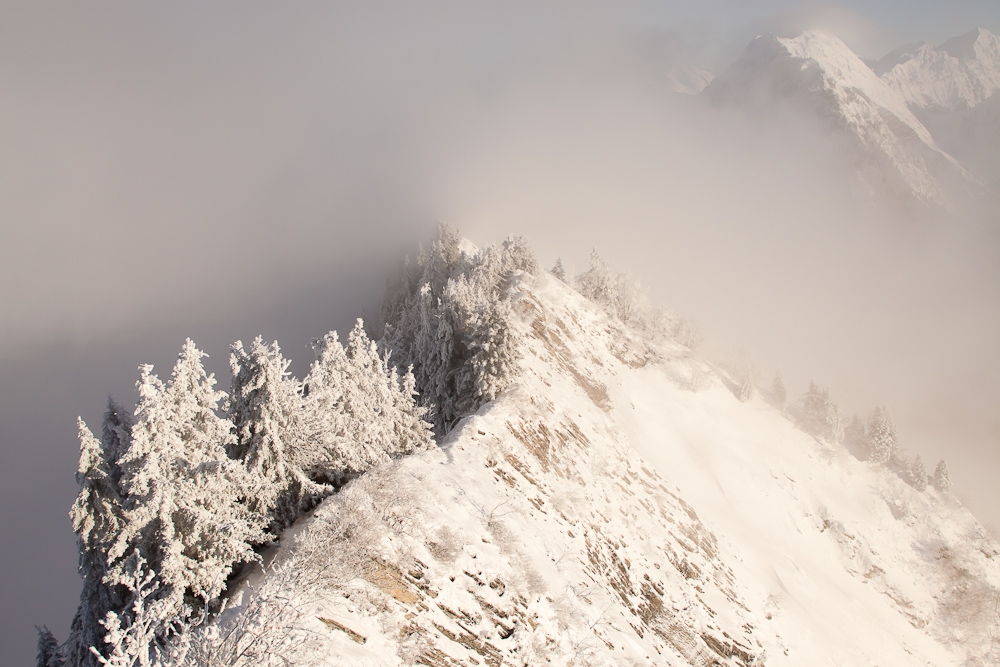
[
  {"xmin": 879, "ymin": 29, "xmax": 1000, "ymax": 112},
  {"xmin": 706, "ymin": 30, "xmax": 974, "ymax": 206},
  {"xmin": 228, "ymin": 271, "xmax": 1000, "ymax": 666}
]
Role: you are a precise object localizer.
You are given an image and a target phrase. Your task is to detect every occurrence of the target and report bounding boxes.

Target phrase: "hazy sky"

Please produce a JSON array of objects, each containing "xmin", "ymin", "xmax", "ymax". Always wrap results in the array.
[{"xmin": 3, "ymin": 3, "xmax": 999, "ymax": 664}]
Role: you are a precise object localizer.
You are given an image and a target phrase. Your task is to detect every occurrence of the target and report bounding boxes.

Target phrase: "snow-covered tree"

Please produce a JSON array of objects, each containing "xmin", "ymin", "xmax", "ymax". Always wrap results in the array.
[
  {"xmin": 574, "ymin": 250, "xmax": 646, "ymax": 326},
  {"xmin": 934, "ymin": 459, "xmax": 952, "ymax": 491},
  {"xmin": 381, "ymin": 227, "xmax": 535, "ymax": 433},
  {"xmin": 67, "ymin": 418, "xmax": 127, "ymax": 667},
  {"xmin": 229, "ymin": 337, "xmax": 329, "ymax": 532},
  {"xmin": 911, "ymin": 455, "xmax": 928, "ymax": 491},
  {"xmin": 800, "ymin": 381, "xmax": 842, "ymax": 442},
  {"xmin": 90, "ymin": 552, "xmax": 179, "ymax": 667},
  {"xmin": 731, "ymin": 360, "xmax": 755, "ymax": 403},
  {"xmin": 104, "ymin": 343, "xmax": 265, "ymax": 637},
  {"xmin": 771, "ymin": 371, "xmax": 787, "ymax": 409},
  {"xmin": 865, "ymin": 406, "xmax": 896, "ymax": 465},
  {"xmin": 844, "ymin": 415, "xmax": 866, "ymax": 447},
  {"xmin": 551, "ymin": 258, "xmax": 567, "ymax": 282},
  {"xmin": 37, "ymin": 626, "xmax": 63, "ymax": 667},
  {"xmin": 302, "ymin": 320, "xmax": 432, "ymax": 481}
]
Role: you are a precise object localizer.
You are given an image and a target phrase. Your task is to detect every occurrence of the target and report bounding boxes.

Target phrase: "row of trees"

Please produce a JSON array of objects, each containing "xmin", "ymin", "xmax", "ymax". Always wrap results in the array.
[
  {"xmin": 794, "ymin": 380, "xmax": 952, "ymax": 493},
  {"xmin": 45, "ymin": 323, "xmax": 433, "ymax": 667},
  {"xmin": 566, "ymin": 250, "xmax": 703, "ymax": 350},
  {"xmin": 560, "ymin": 253, "xmax": 956, "ymax": 499}
]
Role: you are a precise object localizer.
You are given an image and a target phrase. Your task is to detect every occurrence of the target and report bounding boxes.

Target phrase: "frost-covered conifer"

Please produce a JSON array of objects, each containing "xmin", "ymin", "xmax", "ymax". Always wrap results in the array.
[
  {"xmin": 303, "ymin": 320, "xmax": 432, "ymax": 480},
  {"xmin": 551, "ymin": 258, "xmax": 567, "ymax": 282},
  {"xmin": 934, "ymin": 459, "xmax": 952, "ymax": 491},
  {"xmin": 574, "ymin": 250, "xmax": 646, "ymax": 326},
  {"xmin": 844, "ymin": 415, "xmax": 866, "ymax": 447},
  {"xmin": 800, "ymin": 381, "xmax": 842, "ymax": 442},
  {"xmin": 229, "ymin": 337, "xmax": 328, "ymax": 532},
  {"xmin": 381, "ymin": 227, "xmax": 534, "ymax": 432},
  {"xmin": 911, "ymin": 455, "xmax": 928, "ymax": 491},
  {"xmin": 91, "ymin": 552, "xmax": 177, "ymax": 667},
  {"xmin": 865, "ymin": 406, "xmax": 896, "ymax": 465},
  {"xmin": 36, "ymin": 626, "xmax": 63, "ymax": 667},
  {"xmin": 733, "ymin": 363, "xmax": 755, "ymax": 403},
  {"xmin": 67, "ymin": 419, "xmax": 127, "ymax": 667},
  {"xmin": 107, "ymin": 343, "xmax": 265, "ymax": 634},
  {"xmin": 109, "ymin": 364, "xmax": 184, "ymax": 621},
  {"xmin": 771, "ymin": 371, "xmax": 786, "ymax": 408}
]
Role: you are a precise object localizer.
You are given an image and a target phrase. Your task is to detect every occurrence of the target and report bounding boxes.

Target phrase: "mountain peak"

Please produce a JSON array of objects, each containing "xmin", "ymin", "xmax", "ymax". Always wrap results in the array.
[
  {"xmin": 705, "ymin": 30, "xmax": 965, "ymax": 206},
  {"xmin": 880, "ymin": 28, "xmax": 1000, "ymax": 110},
  {"xmin": 939, "ymin": 27, "xmax": 997, "ymax": 60}
]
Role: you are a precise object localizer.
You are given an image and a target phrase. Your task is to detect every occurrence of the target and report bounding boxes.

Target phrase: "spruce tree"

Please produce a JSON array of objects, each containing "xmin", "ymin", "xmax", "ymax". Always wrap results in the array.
[
  {"xmin": 552, "ymin": 258, "xmax": 567, "ymax": 282},
  {"xmin": 911, "ymin": 455, "xmax": 928, "ymax": 491},
  {"xmin": 800, "ymin": 381, "xmax": 842, "ymax": 442},
  {"xmin": 66, "ymin": 419, "xmax": 127, "ymax": 667},
  {"xmin": 36, "ymin": 626, "xmax": 63, "ymax": 667},
  {"xmin": 934, "ymin": 459, "xmax": 952, "ymax": 491},
  {"xmin": 108, "ymin": 343, "xmax": 265, "ymax": 632},
  {"xmin": 380, "ymin": 226, "xmax": 534, "ymax": 433},
  {"xmin": 771, "ymin": 371, "xmax": 787, "ymax": 409},
  {"xmin": 229, "ymin": 337, "xmax": 328, "ymax": 533},
  {"xmin": 303, "ymin": 321, "xmax": 433, "ymax": 479},
  {"xmin": 844, "ymin": 415, "xmax": 866, "ymax": 447},
  {"xmin": 865, "ymin": 406, "xmax": 896, "ymax": 465}
]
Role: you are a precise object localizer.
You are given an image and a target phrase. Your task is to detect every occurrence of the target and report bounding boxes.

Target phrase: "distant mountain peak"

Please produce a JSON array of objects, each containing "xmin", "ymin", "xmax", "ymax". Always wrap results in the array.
[
  {"xmin": 705, "ymin": 29, "xmax": 970, "ymax": 207},
  {"xmin": 879, "ymin": 28, "xmax": 1000, "ymax": 111}
]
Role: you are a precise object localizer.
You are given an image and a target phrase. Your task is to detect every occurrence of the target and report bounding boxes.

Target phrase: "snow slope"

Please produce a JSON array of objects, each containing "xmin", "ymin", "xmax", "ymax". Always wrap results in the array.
[
  {"xmin": 878, "ymin": 29, "xmax": 1000, "ymax": 112},
  {"xmin": 225, "ymin": 269, "xmax": 1000, "ymax": 666},
  {"xmin": 705, "ymin": 31, "xmax": 975, "ymax": 207}
]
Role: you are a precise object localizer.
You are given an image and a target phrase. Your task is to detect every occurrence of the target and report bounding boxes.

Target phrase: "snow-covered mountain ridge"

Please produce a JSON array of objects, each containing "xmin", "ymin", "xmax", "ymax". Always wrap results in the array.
[
  {"xmin": 877, "ymin": 29, "xmax": 1000, "ymax": 112},
  {"xmin": 705, "ymin": 30, "xmax": 978, "ymax": 207},
  {"xmin": 231, "ymin": 263, "xmax": 1000, "ymax": 666}
]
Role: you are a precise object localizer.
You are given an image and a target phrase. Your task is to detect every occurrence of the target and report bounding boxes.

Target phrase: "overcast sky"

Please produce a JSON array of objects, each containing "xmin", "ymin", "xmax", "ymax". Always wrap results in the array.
[{"xmin": 3, "ymin": 3, "xmax": 999, "ymax": 664}]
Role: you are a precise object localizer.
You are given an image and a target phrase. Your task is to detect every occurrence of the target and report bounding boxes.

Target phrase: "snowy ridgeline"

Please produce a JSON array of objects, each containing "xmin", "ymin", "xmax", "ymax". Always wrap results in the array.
[
  {"xmin": 705, "ymin": 29, "xmax": 1000, "ymax": 207},
  {"xmin": 41, "ymin": 228, "xmax": 995, "ymax": 667}
]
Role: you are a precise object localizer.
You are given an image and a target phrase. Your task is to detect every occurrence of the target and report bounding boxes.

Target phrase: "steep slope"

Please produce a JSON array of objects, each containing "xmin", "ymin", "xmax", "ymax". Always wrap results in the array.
[
  {"xmin": 877, "ymin": 29, "xmax": 1000, "ymax": 112},
  {"xmin": 705, "ymin": 31, "xmax": 975, "ymax": 207},
  {"xmin": 217, "ymin": 269, "xmax": 1000, "ymax": 666},
  {"xmin": 877, "ymin": 29, "xmax": 1000, "ymax": 189}
]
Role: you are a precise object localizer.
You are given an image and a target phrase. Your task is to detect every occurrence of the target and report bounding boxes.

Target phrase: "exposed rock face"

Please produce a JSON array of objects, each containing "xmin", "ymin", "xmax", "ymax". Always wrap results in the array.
[{"xmin": 229, "ymin": 269, "xmax": 999, "ymax": 666}]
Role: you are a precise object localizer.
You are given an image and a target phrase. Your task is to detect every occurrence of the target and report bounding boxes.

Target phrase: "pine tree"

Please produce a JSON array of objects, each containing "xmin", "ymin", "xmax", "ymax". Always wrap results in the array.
[
  {"xmin": 934, "ymin": 459, "xmax": 952, "ymax": 491},
  {"xmin": 844, "ymin": 415, "xmax": 866, "ymax": 447},
  {"xmin": 865, "ymin": 406, "xmax": 896, "ymax": 465},
  {"xmin": 911, "ymin": 455, "xmax": 928, "ymax": 491},
  {"xmin": 107, "ymin": 343, "xmax": 266, "ymax": 633},
  {"xmin": 771, "ymin": 371, "xmax": 787, "ymax": 408},
  {"xmin": 229, "ymin": 337, "xmax": 329, "ymax": 533},
  {"xmin": 66, "ymin": 419, "xmax": 127, "ymax": 667},
  {"xmin": 36, "ymin": 626, "xmax": 63, "ymax": 667},
  {"xmin": 108, "ymin": 364, "xmax": 184, "ymax": 622},
  {"xmin": 551, "ymin": 258, "xmax": 567, "ymax": 282},
  {"xmin": 303, "ymin": 321, "xmax": 432, "ymax": 480},
  {"xmin": 90, "ymin": 551, "xmax": 177, "ymax": 667},
  {"xmin": 800, "ymin": 381, "xmax": 842, "ymax": 442},
  {"xmin": 380, "ymin": 227, "xmax": 534, "ymax": 433}
]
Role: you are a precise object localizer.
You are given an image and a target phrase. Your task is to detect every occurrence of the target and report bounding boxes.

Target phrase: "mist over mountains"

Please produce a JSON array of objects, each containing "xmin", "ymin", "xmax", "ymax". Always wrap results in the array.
[{"xmin": 6, "ymin": 10, "xmax": 1000, "ymax": 667}]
